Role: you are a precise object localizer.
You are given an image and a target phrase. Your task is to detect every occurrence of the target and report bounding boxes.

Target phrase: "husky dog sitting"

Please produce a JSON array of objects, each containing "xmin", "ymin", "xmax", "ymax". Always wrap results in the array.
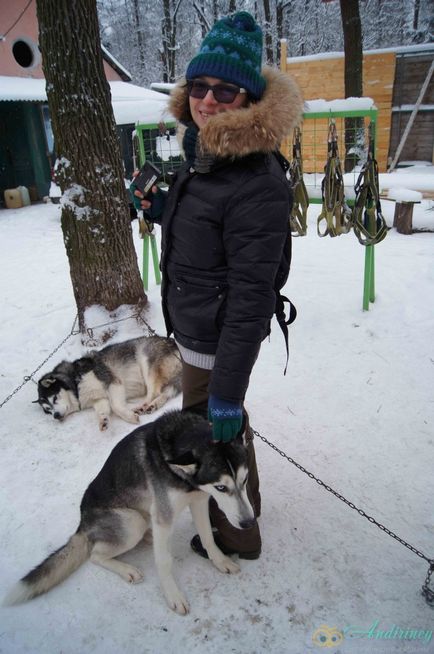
[
  {"xmin": 4, "ymin": 411, "xmax": 255, "ymax": 615},
  {"xmin": 35, "ymin": 335, "xmax": 182, "ymax": 430}
]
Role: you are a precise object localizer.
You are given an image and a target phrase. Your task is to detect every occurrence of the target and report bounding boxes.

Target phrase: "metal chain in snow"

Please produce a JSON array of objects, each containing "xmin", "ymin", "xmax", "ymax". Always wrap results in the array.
[
  {"xmin": 0, "ymin": 317, "xmax": 79, "ymax": 410},
  {"xmin": 2, "ymin": 314, "xmax": 432, "ymax": 605},
  {"xmin": 254, "ymin": 429, "xmax": 434, "ymax": 606}
]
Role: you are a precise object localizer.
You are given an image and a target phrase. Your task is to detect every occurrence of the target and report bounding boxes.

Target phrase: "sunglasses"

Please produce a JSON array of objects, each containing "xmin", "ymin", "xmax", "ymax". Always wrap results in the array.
[{"xmin": 187, "ymin": 80, "xmax": 247, "ymax": 104}]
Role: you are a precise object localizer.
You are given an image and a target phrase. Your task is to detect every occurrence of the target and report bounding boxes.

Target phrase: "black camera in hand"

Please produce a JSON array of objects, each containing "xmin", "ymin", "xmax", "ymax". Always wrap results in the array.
[{"xmin": 133, "ymin": 161, "xmax": 162, "ymax": 199}]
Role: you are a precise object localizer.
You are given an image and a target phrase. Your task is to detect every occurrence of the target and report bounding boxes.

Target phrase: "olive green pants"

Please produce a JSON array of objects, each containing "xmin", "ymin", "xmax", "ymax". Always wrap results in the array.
[{"xmin": 181, "ymin": 361, "xmax": 262, "ymax": 555}]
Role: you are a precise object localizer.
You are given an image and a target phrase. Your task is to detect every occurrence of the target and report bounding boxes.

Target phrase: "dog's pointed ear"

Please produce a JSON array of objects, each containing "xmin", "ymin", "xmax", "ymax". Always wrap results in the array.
[
  {"xmin": 40, "ymin": 377, "xmax": 56, "ymax": 388},
  {"xmin": 167, "ymin": 452, "xmax": 198, "ymax": 476}
]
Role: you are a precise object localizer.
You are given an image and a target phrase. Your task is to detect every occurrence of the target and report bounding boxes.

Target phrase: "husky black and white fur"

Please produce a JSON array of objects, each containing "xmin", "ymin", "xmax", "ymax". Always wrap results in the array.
[
  {"xmin": 5, "ymin": 411, "xmax": 255, "ymax": 614},
  {"xmin": 35, "ymin": 335, "xmax": 182, "ymax": 430}
]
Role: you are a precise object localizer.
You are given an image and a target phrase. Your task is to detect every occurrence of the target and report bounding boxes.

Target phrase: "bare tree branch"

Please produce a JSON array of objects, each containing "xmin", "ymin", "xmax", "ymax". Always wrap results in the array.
[{"xmin": 193, "ymin": 1, "xmax": 211, "ymax": 33}]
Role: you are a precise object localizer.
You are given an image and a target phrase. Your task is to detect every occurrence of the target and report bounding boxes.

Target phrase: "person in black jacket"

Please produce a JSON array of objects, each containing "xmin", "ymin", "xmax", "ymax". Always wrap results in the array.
[{"xmin": 135, "ymin": 11, "xmax": 302, "ymax": 559}]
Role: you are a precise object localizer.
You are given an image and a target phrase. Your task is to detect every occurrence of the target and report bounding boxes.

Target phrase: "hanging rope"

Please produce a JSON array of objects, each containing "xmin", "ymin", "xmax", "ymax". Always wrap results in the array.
[
  {"xmin": 352, "ymin": 122, "xmax": 388, "ymax": 246},
  {"xmin": 317, "ymin": 121, "xmax": 353, "ymax": 238},
  {"xmin": 289, "ymin": 127, "xmax": 309, "ymax": 237}
]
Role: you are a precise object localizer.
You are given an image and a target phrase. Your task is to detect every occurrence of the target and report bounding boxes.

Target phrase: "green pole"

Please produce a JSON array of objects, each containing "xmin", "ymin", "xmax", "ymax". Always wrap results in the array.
[
  {"xmin": 370, "ymin": 245, "xmax": 375, "ymax": 303},
  {"xmin": 142, "ymin": 234, "xmax": 150, "ymax": 291},
  {"xmin": 142, "ymin": 231, "xmax": 161, "ymax": 290},
  {"xmin": 363, "ymin": 245, "xmax": 375, "ymax": 310},
  {"xmin": 362, "ymin": 199, "xmax": 377, "ymax": 310},
  {"xmin": 150, "ymin": 234, "xmax": 161, "ymax": 285}
]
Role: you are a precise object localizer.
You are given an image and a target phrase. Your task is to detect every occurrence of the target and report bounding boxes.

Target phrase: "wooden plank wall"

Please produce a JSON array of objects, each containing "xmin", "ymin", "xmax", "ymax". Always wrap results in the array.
[
  {"xmin": 281, "ymin": 50, "xmax": 396, "ymax": 172},
  {"xmin": 389, "ymin": 53, "xmax": 434, "ymax": 163}
]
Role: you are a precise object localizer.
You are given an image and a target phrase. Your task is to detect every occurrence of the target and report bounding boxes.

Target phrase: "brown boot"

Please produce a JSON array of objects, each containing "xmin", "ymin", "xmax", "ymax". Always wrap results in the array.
[{"xmin": 191, "ymin": 531, "xmax": 261, "ymax": 560}]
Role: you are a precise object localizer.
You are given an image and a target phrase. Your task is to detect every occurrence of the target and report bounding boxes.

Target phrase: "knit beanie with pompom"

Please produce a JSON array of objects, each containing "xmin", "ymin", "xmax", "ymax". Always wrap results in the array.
[{"xmin": 186, "ymin": 11, "xmax": 265, "ymax": 100}]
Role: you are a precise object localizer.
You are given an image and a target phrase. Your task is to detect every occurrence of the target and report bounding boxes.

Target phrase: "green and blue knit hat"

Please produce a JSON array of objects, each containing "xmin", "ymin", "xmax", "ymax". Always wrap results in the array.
[{"xmin": 186, "ymin": 12, "xmax": 265, "ymax": 100}]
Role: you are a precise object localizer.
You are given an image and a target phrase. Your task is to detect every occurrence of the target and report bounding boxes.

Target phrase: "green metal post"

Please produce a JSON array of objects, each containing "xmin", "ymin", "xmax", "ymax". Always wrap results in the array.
[
  {"xmin": 370, "ymin": 245, "xmax": 375, "ymax": 302},
  {"xmin": 150, "ymin": 234, "xmax": 161, "ymax": 285},
  {"xmin": 363, "ymin": 245, "xmax": 375, "ymax": 310},
  {"xmin": 142, "ymin": 234, "xmax": 150, "ymax": 291},
  {"xmin": 362, "ymin": 188, "xmax": 377, "ymax": 310}
]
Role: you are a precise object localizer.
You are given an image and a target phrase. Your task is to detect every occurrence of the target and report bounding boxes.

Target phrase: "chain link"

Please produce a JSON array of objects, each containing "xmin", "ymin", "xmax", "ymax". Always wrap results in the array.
[
  {"xmin": 422, "ymin": 564, "xmax": 434, "ymax": 605},
  {"xmin": 0, "ymin": 319, "xmax": 78, "ymax": 409},
  {"xmin": 2, "ymin": 320, "xmax": 433, "ymax": 606},
  {"xmin": 254, "ymin": 429, "xmax": 434, "ymax": 606}
]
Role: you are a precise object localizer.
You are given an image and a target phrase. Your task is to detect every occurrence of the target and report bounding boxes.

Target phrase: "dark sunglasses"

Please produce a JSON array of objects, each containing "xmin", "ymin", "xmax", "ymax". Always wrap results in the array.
[{"xmin": 187, "ymin": 79, "xmax": 247, "ymax": 104}]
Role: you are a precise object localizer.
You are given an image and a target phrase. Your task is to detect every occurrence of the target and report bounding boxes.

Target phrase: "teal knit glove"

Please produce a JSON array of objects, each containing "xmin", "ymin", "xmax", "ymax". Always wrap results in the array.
[
  {"xmin": 129, "ymin": 183, "xmax": 166, "ymax": 220},
  {"xmin": 129, "ymin": 181, "xmax": 144, "ymax": 211},
  {"xmin": 208, "ymin": 395, "xmax": 243, "ymax": 443}
]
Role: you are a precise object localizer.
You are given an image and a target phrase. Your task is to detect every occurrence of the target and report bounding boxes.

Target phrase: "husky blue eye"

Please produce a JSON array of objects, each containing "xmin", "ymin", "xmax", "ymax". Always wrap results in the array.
[{"xmin": 214, "ymin": 485, "xmax": 227, "ymax": 492}]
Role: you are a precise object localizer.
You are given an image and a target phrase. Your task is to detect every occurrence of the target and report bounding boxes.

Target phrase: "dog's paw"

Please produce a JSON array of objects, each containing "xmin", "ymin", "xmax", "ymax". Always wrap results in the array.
[
  {"xmin": 134, "ymin": 402, "xmax": 157, "ymax": 415},
  {"xmin": 133, "ymin": 403, "xmax": 148, "ymax": 415},
  {"xmin": 121, "ymin": 565, "xmax": 144, "ymax": 584},
  {"xmin": 211, "ymin": 555, "xmax": 241, "ymax": 575},
  {"xmin": 127, "ymin": 567, "xmax": 144, "ymax": 584},
  {"xmin": 99, "ymin": 417, "xmax": 109, "ymax": 431},
  {"xmin": 144, "ymin": 403, "xmax": 157, "ymax": 414},
  {"xmin": 166, "ymin": 590, "xmax": 190, "ymax": 615}
]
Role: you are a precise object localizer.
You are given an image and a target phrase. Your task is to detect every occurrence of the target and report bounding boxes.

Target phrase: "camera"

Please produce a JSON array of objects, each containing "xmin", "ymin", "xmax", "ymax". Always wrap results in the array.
[{"xmin": 133, "ymin": 161, "xmax": 162, "ymax": 199}]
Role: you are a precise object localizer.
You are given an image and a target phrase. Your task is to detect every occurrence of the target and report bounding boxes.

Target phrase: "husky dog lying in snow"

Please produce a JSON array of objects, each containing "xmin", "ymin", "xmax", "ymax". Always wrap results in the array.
[
  {"xmin": 35, "ymin": 335, "xmax": 182, "ymax": 430},
  {"xmin": 4, "ymin": 411, "xmax": 255, "ymax": 615}
]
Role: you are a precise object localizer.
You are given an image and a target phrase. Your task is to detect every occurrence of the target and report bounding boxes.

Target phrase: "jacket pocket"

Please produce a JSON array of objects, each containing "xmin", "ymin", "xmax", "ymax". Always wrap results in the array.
[{"xmin": 168, "ymin": 272, "xmax": 228, "ymax": 344}]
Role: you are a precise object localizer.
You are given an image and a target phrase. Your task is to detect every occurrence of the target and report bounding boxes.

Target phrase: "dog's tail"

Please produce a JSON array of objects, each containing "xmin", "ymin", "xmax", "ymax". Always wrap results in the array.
[{"xmin": 4, "ymin": 531, "xmax": 90, "ymax": 605}]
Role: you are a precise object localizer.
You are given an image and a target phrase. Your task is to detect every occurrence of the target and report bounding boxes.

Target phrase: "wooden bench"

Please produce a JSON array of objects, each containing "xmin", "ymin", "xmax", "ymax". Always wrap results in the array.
[{"xmin": 380, "ymin": 191, "xmax": 425, "ymax": 234}]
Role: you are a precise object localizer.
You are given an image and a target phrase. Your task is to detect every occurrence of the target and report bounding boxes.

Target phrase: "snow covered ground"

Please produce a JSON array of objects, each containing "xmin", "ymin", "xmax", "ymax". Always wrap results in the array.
[{"xmin": 0, "ymin": 182, "xmax": 433, "ymax": 653}]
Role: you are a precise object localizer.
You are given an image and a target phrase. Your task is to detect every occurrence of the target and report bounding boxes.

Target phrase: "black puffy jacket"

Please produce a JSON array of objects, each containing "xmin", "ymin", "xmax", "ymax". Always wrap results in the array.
[{"xmin": 161, "ymin": 67, "xmax": 303, "ymax": 402}]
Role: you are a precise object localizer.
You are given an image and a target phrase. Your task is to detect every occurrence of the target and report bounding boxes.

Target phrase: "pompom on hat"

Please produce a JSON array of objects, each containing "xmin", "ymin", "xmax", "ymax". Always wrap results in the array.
[{"xmin": 186, "ymin": 11, "xmax": 266, "ymax": 100}]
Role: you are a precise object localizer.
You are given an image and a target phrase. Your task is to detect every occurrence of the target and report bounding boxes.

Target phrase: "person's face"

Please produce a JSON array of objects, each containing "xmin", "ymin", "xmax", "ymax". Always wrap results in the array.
[{"xmin": 188, "ymin": 76, "xmax": 248, "ymax": 129}]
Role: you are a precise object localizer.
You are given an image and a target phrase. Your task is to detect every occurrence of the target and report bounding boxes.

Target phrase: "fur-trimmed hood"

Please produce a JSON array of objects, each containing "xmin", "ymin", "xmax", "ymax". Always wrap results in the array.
[{"xmin": 168, "ymin": 66, "xmax": 303, "ymax": 159}]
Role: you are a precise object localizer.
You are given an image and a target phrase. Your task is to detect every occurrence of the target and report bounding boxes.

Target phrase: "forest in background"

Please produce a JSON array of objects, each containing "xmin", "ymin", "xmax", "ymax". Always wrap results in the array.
[{"xmin": 96, "ymin": 0, "xmax": 433, "ymax": 87}]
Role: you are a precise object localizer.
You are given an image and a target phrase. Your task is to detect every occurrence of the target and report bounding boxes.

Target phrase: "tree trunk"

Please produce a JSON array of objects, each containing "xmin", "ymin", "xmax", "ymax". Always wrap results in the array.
[
  {"xmin": 194, "ymin": 1, "xmax": 210, "ymax": 38},
  {"xmin": 212, "ymin": 0, "xmax": 219, "ymax": 22},
  {"xmin": 132, "ymin": 0, "xmax": 146, "ymax": 71},
  {"xmin": 161, "ymin": 0, "xmax": 179, "ymax": 82},
  {"xmin": 37, "ymin": 0, "xmax": 146, "ymax": 338},
  {"xmin": 262, "ymin": 0, "xmax": 274, "ymax": 65},
  {"xmin": 339, "ymin": 0, "xmax": 363, "ymax": 172},
  {"xmin": 276, "ymin": 1, "xmax": 291, "ymax": 66},
  {"xmin": 413, "ymin": 0, "xmax": 420, "ymax": 30}
]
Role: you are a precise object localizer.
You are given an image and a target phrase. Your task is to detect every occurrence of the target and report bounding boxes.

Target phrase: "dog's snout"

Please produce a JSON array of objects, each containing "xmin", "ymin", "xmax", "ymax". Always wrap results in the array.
[
  {"xmin": 239, "ymin": 518, "xmax": 256, "ymax": 530},
  {"xmin": 53, "ymin": 412, "xmax": 62, "ymax": 420}
]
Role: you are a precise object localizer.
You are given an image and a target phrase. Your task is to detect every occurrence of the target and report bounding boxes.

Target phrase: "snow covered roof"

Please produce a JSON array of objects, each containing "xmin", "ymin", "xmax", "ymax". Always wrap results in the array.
[
  {"xmin": 150, "ymin": 82, "xmax": 176, "ymax": 95},
  {"xmin": 113, "ymin": 99, "xmax": 172, "ymax": 126},
  {"xmin": 305, "ymin": 97, "xmax": 376, "ymax": 113},
  {"xmin": 287, "ymin": 42, "xmax": 434, "ymax": 64},
  {"xmin": 101, "ymin": 44, "xmax": 131, "ymax": 81},
  {"xmin": 0, "ymin": 77, "xmax": 172, "ymax": 125},
  {"xmin": 0, "ymin": 77, "xmax": 47, "ymax": 102}
]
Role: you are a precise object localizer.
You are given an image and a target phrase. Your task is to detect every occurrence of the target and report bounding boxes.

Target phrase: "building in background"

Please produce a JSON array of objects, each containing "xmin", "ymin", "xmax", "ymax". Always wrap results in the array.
[{"xmin": 0, "ymin": 1, "xmax": 169, "ymax": 204}]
